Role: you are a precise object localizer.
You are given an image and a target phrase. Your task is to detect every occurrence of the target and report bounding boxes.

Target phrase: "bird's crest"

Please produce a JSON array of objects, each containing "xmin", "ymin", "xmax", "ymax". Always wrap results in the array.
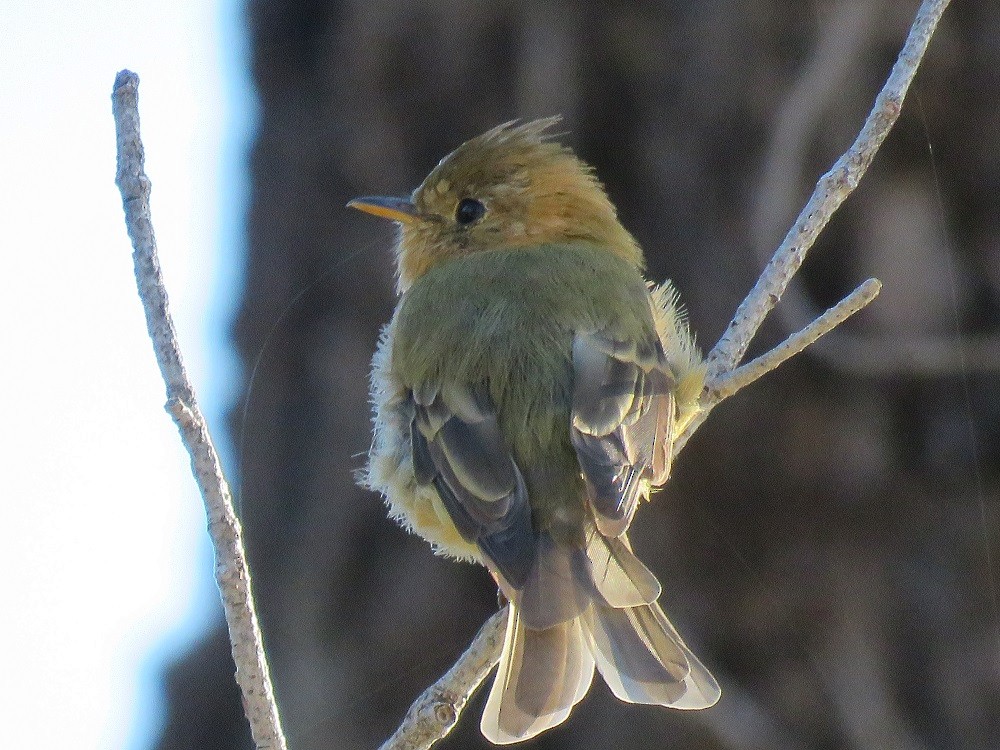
[{"xmin": 359, "ymin": 117, "xmax": 644, "ymax": 289}]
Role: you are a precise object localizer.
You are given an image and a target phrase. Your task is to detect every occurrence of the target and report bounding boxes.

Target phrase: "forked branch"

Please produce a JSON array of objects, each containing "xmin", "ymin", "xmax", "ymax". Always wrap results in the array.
[{"xmin": 676, "ymin": 0, "xmax": 950, "ymax": 452}]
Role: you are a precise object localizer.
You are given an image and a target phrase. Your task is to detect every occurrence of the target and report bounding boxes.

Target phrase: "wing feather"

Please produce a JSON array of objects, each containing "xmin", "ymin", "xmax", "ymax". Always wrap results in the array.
[
  {"xmin": 409, "ymin": 382, "xmax": 536, "ymax": 591},
  {"xmin": 571, "ymin": 330, "xmax": 677, "ymax": 538}
]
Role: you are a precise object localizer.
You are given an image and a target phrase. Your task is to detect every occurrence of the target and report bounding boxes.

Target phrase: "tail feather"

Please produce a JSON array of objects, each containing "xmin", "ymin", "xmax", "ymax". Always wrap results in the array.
[
  {"xmin": 586, "ymin": 602, "xmax": 687, "ymax": 704},
  {"xmin": 644, "ymin": 601, "xmax": 721, "ymax": 709},
  {"xmin": 585, "ymin": 601, "xmax": 720, "ymax": 708},
  {"xmin": 481, "ymin": 607, "xmax": 596, "ymax": 744},
  {"xmin": 517, "ymin": 534, "xmax": 592, "ymax": 629},
  {"xmin": 585, "ymin": 531, "xmax": 661, "ymax": 607},
  {"xmin": 482, "ymin": 533, "xmax": 718, "ymax": 743}
]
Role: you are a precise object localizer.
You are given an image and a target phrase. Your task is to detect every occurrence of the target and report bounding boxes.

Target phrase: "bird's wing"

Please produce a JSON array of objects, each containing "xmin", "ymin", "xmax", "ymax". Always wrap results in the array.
[
  {"xmin": 570, "ymin": 330, "xmax": 677, "ymax": 538},
  {"xmin": 409, "ymin": 378, "xmax": 614, "ymax": 630},
  {"xmin": 409, "ymin": 380, "xmax": 536, "ymax": 593}
]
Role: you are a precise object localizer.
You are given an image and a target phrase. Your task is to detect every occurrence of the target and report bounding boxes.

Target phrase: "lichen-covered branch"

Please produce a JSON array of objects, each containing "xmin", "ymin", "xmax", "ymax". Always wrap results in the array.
[{"xmin": 112, "ymin": 69, "xmax": 288, "ymax": 750}]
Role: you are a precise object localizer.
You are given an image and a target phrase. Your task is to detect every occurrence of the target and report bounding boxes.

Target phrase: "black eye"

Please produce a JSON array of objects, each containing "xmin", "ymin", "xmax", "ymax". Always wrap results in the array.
[{"xmin": 455, "ymin": 197, "xmax": 486, "ymax": 226}]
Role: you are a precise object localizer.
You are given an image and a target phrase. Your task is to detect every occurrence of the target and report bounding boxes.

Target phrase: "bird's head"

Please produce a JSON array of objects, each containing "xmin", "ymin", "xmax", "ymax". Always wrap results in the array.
[{"xmin": 349, "ymin": 117, "xmax": 642, "ymax": 291}]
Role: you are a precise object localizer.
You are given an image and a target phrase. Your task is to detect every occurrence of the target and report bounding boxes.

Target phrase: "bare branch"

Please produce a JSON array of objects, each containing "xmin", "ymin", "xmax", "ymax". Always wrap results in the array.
[
  {"xmin": 705, "ymin": 0, "xmax": 952, "ymax": 380},
  {"xmin": 752, "ymin": 0, "xmax": 880, "ymax": 260},
  {"xmin": 112, "ymin": 69, "xmax": 288, "ymax": 750},
  {"xmin": 752, "ymin": 0, "xmax": 1000, "ymax": 377},
  {"xmin": 379, "ymin": 609, "xmax": 508, "ymax": 750},
  {"xmin": 710, "ymin": 279, "xmax": 882, "ymax": 404}
]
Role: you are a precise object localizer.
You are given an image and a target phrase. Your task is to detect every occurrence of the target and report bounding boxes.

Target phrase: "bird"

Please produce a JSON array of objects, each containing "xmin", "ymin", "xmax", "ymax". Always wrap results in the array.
[{"xmin": 349, "ymin": 117, "xmax": 720, "ymax": 744}]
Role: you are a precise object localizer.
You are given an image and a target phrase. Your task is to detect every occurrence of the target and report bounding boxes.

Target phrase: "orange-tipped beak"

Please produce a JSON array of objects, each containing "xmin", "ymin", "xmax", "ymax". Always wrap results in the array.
[{"xmin": 347, "ymin": 196, "xmax": 420, "ymax": 224}]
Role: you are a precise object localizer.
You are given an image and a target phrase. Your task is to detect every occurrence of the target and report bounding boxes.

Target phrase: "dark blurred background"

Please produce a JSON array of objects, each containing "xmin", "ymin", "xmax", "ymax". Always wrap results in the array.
[{"xmin": 153, "ymin": 1, "xmax": 999, "ymax": 749}]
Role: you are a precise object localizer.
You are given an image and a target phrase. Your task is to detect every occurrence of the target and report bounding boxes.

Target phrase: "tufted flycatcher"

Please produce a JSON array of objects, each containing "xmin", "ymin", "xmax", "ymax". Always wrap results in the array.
[{"xmin": 349, "ymin": 118, "xmax": 719, "ymax": 744}]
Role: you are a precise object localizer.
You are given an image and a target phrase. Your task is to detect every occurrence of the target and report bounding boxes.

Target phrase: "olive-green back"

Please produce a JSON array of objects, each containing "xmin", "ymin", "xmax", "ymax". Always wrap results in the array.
[{"xmin": 392, "ymin": 243, "xmax": 656, "ymax": 464}]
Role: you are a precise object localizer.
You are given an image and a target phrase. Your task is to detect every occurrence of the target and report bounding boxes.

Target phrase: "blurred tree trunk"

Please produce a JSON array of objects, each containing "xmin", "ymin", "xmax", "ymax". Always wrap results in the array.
[{"xmin": 154, "ymin": 2, "xmax": 999, "ymax": 749}]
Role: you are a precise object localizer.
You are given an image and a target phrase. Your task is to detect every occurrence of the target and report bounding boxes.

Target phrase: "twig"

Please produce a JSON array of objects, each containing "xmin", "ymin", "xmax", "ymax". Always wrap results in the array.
[
  {"xmin": 382, "ymin": 2, "xmax": 952, "ymax": 748},
  {"xmin": 752, "ymin": 0, "xmax": 1000, "ymax": 377},
  {"xmin": 752, "ymin": 0, "xmax": 880, "ymax": 260},
  {"xmin": 708, "ymin": 279, "xmax": 882, "ymax": 404},
  {"xmin": 379, "ymin": 609, "xmax": 508, "ymax": 750},
  {"xmin": 673, "ymin": 0, "xmax": 950, "ymax": 454},
  {"xmin": 705, "ymin": 0, "xmax": 951, "ymax": 380},
  {"xmin": 112, "ymin": 69, "xmax": 288, "ymax": 750}
]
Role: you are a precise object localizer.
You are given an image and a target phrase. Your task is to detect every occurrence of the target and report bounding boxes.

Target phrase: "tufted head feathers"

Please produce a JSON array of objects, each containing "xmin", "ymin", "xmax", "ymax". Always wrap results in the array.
[{"xmin": 349, "ymin": 118, "xmax": 643, "ymax": 291}]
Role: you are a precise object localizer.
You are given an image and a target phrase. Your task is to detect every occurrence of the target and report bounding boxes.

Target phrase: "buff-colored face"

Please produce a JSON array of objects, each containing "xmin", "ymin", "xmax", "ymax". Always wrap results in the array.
[{"xmin": 349, "ymin": 118, "xmax": 642, "ymax": 291}]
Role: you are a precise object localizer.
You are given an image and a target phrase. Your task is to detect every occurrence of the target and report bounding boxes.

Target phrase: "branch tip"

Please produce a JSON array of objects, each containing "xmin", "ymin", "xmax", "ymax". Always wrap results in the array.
[{"xmin": 112, "ymin": 72, "xmax": 288, "ymax": 750}]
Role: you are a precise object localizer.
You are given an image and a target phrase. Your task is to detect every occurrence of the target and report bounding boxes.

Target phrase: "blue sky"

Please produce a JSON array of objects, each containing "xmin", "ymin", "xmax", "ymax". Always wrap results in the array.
[{"xmin": 2, "ymin": 1, "xmax": 248, "ymax": 747}]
